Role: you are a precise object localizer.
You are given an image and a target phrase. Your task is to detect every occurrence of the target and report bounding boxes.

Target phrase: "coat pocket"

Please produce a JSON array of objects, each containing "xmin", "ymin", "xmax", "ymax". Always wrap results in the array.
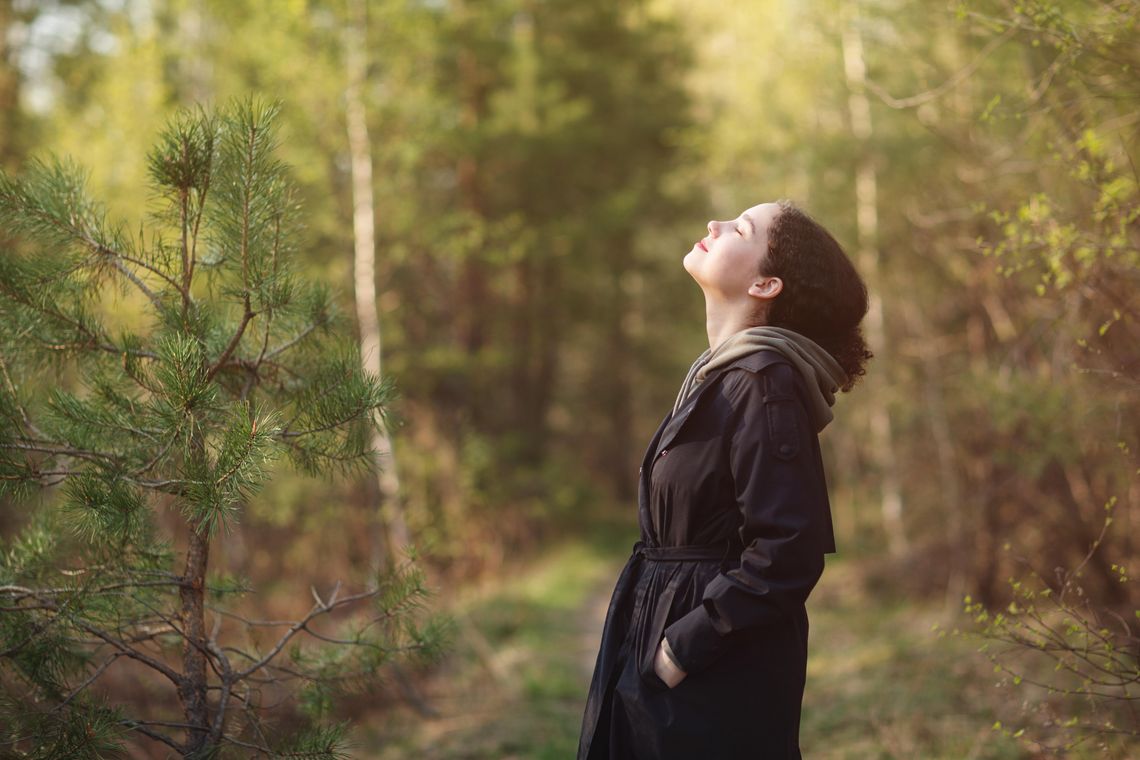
[{"xmin": 635, "ymin": 565, "xmax": 687, "ymax": 689}]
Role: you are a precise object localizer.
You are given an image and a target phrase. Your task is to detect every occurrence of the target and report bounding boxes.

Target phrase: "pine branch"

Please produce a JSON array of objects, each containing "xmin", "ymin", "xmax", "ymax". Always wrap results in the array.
[
  {"xmin": 206, "ymin": 307, "xmax": 257, "ymax": 383},
  {"xmin": 0, "ymin": 161, "xmax": 182, "ymax": 305},
  {"xmin": 0, "ymin": 353, "xmax": 42, "ymax": 437},
  {"xmin": 98, "ymin": 251, "xmax": 163, "ymax": 312},
  {"xmin": 263, "ymin": 322, "xmax": 321, "ymax": 360},
  {"xmin": 0, "ymin": 271, "xmax": 161, "ymax": 367},
  {"xmin": 94, "ymin": 244, "xmax": 183, "ymax": 294},
  {"xmin": 0, "ymin": 440, "xmax": 122, "ymax": 466},
  {"xmin": 130, "ymin": 434, "xmax": 179, "ymax": 478},
  {"xmin": 1, "ymin": 98, "xmax": 433, "ymax": 758},
  {"xmin": 6, "ymin": 590, "xmax": 184, "ymax": 689}
]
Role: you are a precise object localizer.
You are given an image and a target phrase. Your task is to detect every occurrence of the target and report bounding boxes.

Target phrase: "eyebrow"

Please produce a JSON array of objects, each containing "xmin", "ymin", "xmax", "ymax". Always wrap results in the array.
[{"xmin": 739, "ymin": 214, "xmax": 757, "ymax": 236}]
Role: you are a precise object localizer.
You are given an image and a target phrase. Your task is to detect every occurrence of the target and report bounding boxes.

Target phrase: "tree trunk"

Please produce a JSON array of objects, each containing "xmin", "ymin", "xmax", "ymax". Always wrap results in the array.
[
  {"xmin": 345, "ymin": 0, "xmax": 408, "ymax": 572},
  {"xmin": 176, "ymin": 0, "xmax": 210, "ymax": 105},
  {"xmin": 841, "ymin": 0, "xmax": 908, "ymax": 556},
  {"xmin": 606, "ymin": 234, "xmax": 635, "ymax": 500},
  {"xmin": 455, "ymin": 0, "xmax": 488, "ymax": 361},
  {"xmin": 901, "ymin": 299, "xmax": 966, "ymax": 615},
  {"xmin": 0, "ymin": 0, "xmax": 19, "ymax": 171},
  {"xmin": 178, "ymin": 522, "xmax": 211, "ymax": 755}
]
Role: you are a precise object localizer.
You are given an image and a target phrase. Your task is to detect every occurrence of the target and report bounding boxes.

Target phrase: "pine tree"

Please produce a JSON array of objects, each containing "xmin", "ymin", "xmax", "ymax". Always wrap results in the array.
[{"xmin": 0, "ymin": 98, "xmax": 446, "ymax": 759}]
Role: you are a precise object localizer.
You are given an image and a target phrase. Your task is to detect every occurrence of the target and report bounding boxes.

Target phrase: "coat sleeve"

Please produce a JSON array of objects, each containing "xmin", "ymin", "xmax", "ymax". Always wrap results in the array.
[{"xmin": 662, "ymin": 362, "xmax": 831, "ymax": 676}]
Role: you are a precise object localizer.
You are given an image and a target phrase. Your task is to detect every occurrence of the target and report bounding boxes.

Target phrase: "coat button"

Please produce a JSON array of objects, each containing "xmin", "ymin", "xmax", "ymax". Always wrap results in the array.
[{"xmin": 778, "ymin": 443, "xmax": 794, "ymax": 457}]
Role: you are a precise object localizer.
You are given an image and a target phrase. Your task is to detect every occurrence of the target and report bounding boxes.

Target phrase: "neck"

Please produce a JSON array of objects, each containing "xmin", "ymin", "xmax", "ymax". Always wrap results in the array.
[{"xmin": 703, "ymin": 295, "xmax": 761, "ymax": 350}]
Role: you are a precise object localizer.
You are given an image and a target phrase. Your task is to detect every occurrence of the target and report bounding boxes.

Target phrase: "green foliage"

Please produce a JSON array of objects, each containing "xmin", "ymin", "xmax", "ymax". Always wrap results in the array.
[
  {"xmin": 6, "ymin": 0, "xmax": 1137, "ymax": 754},
  {"xmin": 0, "ymin": 697, "xmax": 129, "ymax": 760},
  {"xmin": 969, "ymin": 0, "xmax": 1140, "ymax": 369},
  {"xmin": 270, "ymin": 721, "xmax": 354, "ymax": 760},
  {"xmin": 942, "ymin": 4, "xmax": 1140, "ymax": 751},
  {"xmin": 0, "ymin": 98, "xmax": 446, "ymax": 758},
  {"xmin": 961, "ymin": 503, "xmax": 1139, "ymax": 756}
]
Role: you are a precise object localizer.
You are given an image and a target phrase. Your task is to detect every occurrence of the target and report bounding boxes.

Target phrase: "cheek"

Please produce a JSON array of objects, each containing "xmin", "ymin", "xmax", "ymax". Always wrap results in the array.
[{"xmin": 721, "ymin": 245, "xmax": 758, "ymax": 275}]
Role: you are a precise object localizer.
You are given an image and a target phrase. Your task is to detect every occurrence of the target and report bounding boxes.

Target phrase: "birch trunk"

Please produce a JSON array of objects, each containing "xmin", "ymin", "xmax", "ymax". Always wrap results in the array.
[
  {"xmin": 0, "ymin": 0, "xmax": 19, "ymax": 170},
  {"xmin": 841, "ymin": 1, "xmax": 908, "ymax": 556},
  {"xmin": 345, "ymin": 0, "xmax": 408, "ymax": 572}
]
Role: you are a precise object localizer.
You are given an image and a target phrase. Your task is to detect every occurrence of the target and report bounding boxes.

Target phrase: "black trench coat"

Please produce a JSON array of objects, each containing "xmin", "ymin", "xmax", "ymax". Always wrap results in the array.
[{"xmin": 577, "ymin": 349, "xmax": 837, "ymax": 760}]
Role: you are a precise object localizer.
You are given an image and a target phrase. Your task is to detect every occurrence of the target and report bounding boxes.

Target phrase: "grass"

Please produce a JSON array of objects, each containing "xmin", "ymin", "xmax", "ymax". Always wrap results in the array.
[
  {"xmin": 799, "ymin": 558, "xmax": 1025, "ymax": 760},
  {"xmin": 355, "ymin": 531, "xmax": 1132, "ymax": 759},
  {"xmin": 359, "ymin": 521, "xmax": 636, "ymax": 759}
]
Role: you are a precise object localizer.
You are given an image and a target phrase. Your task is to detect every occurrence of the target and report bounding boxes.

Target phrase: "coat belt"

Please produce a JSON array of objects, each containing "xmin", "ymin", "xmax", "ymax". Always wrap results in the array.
[{"xmin": 632, "ymin": 539, "xmax": 740, "ymax": 563}]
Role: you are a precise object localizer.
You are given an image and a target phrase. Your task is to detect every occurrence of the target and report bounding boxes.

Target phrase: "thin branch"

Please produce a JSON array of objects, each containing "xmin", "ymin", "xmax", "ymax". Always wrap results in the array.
[
  {"xmin": 119, "ymin": 721, "xmax": 183, "ymax": 754},
  {"xmin": 206, "ymin": 625, "xmax": 235, "ymax": 746},
  {"xmin": 263, "ymin": 322, "xmax": 320, "ymax": 360},
  {"xmin": 53, "ymin": 652, "xmax": 125, "ymax": 711},
  {"xmin": 254, "ymin": 214, "xmax": 282, "ymax": 371},
  {"xmin": 91, "ymin": 242, "xmax": 183, "ymax": 293},
  {"xmin": 205, "ymin": 308, "xmax": 256, "ymax": 383},
  {"xmin": 0, "ymin": 354, "xmax": 43, "ymax": 437},
  {"xmin": 205, "ymin": 605, "xmax": 317, "ymax": 628},
  {"xmin": 188, "ymin": 165, "xmax": 211, "ymax": 291},
  {"xmin": 0, "ymin": 441, "xmax": 121, "ymax": 464},
  {"xmin": 72, "ymin": 617, "xmax": 184, "ymax": 688},
  {"xmin": 5, "ymin": 181, "xmax": 182, "ymax": 294},
  {"xmin": 278, "ymin": 406, "xmax": 374, "ymax": 440},
  {"xmin": 234, "ymin": 587, "xmax": 378, "ymax": 679},
  {"xmin": 864, "ymin": 25, "xmax": 1018, "ymax": 109},
  {"xmin": 99, "ymin": 253, "xmax": 163, "ymax": 312},
  {"xmin": 202, "ymin": 114, "xmax": 261, "ymax": 385},
  {"xmin": 218, "ymin": 733, "xmax": 273, "ymax": 755},
  {"xmin": 124, "ymin": 589, "xmax": 230, "ymax": 682},
  {"xmin": 130, "ymin": 432, "xmax": 179, "ymax": 477}
]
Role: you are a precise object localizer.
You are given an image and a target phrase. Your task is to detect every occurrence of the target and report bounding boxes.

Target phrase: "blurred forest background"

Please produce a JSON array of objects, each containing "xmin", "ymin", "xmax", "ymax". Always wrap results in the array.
[{"xmin": 0, "ymin": 0, "xmax": 1137, "ymax": 758}]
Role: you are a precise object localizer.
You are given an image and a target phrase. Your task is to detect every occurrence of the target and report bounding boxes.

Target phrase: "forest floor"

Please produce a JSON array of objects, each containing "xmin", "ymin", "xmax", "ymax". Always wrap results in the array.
[{"xmin": 354, "ymin": 523, "xmax": 1105, "ymax": 760}]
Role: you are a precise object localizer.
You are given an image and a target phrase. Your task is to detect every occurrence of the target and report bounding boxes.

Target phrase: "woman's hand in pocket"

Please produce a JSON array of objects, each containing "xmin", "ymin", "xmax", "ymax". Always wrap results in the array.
[{"xmin": 654, "ymin": 637, "xmax": 687, "ymax": 688}]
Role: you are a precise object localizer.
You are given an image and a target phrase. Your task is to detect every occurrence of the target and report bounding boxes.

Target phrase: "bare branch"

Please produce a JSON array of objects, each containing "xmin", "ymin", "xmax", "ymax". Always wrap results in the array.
[
  {"xmin": 54, "ymin": 653, "xmax": 126, "ymax": 711},
  {"xmin": 119, "ymin": 721, "xmax": 183, "ymax": 754},
  {"xmin": 219, "ymin": 732, "xmax": 273, "ymax": 755},
  {"xmin": 234, "ymin": 586, "xmax": 378, "ymax": 679},
  {"xmin": 263, "ymin": 322, "xmax": 319, "ymax": 360},
  {"xmin": 71, "ymin": 617, "xmax": 184, "ymax": 689},
  {"xmin": 863, "ymin": 25, "xmax": 1017, "ymax": 109}
]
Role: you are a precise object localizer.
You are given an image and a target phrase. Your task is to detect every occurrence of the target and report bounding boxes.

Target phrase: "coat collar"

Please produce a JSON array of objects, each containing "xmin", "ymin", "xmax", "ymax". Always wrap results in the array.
[
  {"xmin": 640, "ymin": 348, "xmax": 790, "ymax": 476},
  {"xmin": 636, "ymin": 349, "xmax": 790, "ymax": 547}
]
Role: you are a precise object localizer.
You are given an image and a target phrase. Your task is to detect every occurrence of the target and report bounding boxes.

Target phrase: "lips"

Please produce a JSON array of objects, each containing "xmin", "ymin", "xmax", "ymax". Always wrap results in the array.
[{"xmin": 697, "ymin": 239, "xmax": 708, "ymax": 251}]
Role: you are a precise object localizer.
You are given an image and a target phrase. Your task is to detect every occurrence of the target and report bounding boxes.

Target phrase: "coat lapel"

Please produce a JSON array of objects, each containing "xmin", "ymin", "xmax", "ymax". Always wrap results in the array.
[
  {"xmin": 637, "ymin": 409, "xmax": 673, "ymax": 542},
  {"xmin": 651, "ymin": 350, "xmax": 784, "ymax": 459},
  {"xmin": 636, "ymin": 350, "xmax": 785, "ymax": 547},
  {"xmin": 653, "ymin": 362, "xmax": 732, "ymax": 458}
]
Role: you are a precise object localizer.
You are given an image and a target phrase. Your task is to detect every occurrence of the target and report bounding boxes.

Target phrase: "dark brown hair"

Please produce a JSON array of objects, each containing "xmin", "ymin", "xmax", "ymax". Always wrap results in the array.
[{"xmin": 756, "ymin": 200, "xmax": 872, "ymax": 390}]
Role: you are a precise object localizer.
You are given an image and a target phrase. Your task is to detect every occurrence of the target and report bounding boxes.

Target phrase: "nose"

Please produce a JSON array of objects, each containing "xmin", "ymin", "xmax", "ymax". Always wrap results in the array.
[{"xmin": 707, "ymin": 220, "xmax": 718, "ymax": 238}]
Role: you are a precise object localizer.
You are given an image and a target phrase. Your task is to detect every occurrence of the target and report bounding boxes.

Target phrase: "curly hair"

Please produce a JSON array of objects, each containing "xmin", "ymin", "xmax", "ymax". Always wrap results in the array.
[{"xmin": 754, "ymin": 200, "xmax": 872, "ymax": 390}]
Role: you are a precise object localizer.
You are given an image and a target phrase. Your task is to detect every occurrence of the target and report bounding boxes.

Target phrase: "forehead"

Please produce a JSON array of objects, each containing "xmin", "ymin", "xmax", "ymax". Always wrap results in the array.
[{"xmin": 740, "ymin": 202, "xmax": 780, "ymax": 228}]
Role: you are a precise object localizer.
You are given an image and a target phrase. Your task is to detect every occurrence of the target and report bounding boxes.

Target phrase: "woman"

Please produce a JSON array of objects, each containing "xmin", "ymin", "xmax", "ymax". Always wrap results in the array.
[{"xmin": 577, "ymin": 200, "xmax": 871, "ymax": 759}]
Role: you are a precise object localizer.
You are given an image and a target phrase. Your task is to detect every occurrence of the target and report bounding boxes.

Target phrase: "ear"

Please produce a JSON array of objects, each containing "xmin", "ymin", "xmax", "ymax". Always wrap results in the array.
[{"xmin": 747, "ymin": 275, "xmax": 782, "ymax": 301}]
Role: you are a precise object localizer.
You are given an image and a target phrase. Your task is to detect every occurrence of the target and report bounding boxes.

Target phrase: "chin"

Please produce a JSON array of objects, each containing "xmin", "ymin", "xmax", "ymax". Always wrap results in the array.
[{"xmin": 682, "ymin": 251, "xmax": 697, "ymax": 276}]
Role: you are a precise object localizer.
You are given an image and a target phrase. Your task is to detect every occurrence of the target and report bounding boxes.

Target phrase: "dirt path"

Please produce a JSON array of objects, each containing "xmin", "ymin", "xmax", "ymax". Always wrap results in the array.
[{"xmin": 361, "ymin": 539, "xmax": 629, "ymax": 759}]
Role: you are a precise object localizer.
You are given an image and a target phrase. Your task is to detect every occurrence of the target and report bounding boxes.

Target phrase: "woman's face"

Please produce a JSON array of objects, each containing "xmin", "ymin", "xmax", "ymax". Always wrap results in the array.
[{"xmin": 683, "ymin": 201, "xmax": 782, "ymax": 300}]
